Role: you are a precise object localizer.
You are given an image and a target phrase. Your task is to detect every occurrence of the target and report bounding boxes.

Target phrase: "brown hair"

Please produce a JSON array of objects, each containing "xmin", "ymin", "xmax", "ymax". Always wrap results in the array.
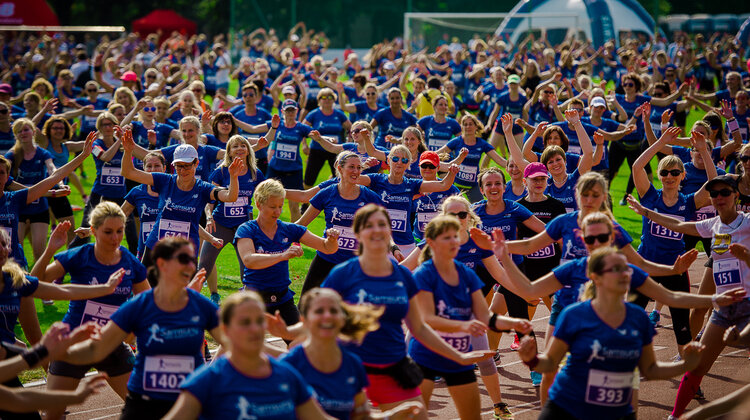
[
  {"xmin": 147, "ymin": 236, "xmax": 193, "ymax": 286},
  {"xmin": 220, "ymin": 290, "xmax": 266, "ymax": 325},
  {"xmin": 42, "ymin": 116, "xmax": 73, "ymax": 141},
  {"xmin": 352, "ymin": 204, "xmax": 391, "ymax": 255},
  {"xmin": 298, "ymin": 288, "xmax": 384, "ymax": 343},
  {"xmin": 211, "ymin": 111, "xmax": 237, "ymax": 138},
  {"xmin": 418, "ymin": 215, "xmax": 461, "ymax": 264}
]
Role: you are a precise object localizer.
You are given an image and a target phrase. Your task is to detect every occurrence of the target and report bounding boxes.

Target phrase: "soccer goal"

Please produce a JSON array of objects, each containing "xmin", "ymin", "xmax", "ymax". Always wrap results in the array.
[{"xmin": 404, "ymin": 12, "xmax": 580, "ymax": 50}]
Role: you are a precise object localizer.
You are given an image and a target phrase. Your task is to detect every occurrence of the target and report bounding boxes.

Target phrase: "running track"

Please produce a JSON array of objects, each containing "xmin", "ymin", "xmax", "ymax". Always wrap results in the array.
[{"xmin": 30, "ymin": 254, "xmax": 750, "ymax": 419}]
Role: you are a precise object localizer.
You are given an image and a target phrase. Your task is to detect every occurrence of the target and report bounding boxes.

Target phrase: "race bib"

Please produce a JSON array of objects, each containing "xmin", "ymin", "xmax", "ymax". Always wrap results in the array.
[
  {"xmin": 439, "ymin": 331, "xmax": 471, "ymax": 352},
  {"xmin": 326, "ymin": 134, "xmax": 340, "ymax": 144},
  {"xmin": 696, "ymin": 206, "xmax": 716, "ymax": 221},
  {"xmin": 649, "ymin": 215, "xmax": 684, "ymax": 240},
  {"xmin": 567, "ymin": 144, "xmax": 582, "ymax": 155},
  {"xmin": 101, "ymin": 166, "xmax": 125, "ymax": 186},
  {"xmin": 81, "ymin": 301, "xmax": 119, "ymax": 327},
  {"xmin": 274, "ymin": 143, "xmax": 298, "ymax": 161},
  {"xmin": 141, "ymin": 221, "xmax": 155, "ymax": 243},
  {"xmin": 457, "ymin": 164, "xmax": 478, "ymax": 183},
  {"xmin": 158, "ymin": 219, "xmax": 190, "ymax": 239},
  {"xmin": 428, "ymin": 138, "xmax": 450, "ymax": 151},
  {"xmin": 387, "ymin": 209, "xmax": 408, "ymax": 232},
  {"xmin": 526, "ymin": 244, "xmax": 556, "ymax": 259},
  {"xmin": 585, "ymin": 369, "xmax": 633, "ymax": 407},
  {"xmin": 333, "ymin": 225, "xmax": 357, "ymax": 251},
  {"xmin": 713, "ymin": 258, "xmax": 741, "ymax": 287},
  {"xmin": 143, "ymin": 355, "xmax": 194, "ymax": 393},
  {"xmin": 417, "ymin": 211, "xmax": 439, "ymax": 233},
  {"xmin": 224, "ymin": 196, "xmax": 249, "ymax": 217}
]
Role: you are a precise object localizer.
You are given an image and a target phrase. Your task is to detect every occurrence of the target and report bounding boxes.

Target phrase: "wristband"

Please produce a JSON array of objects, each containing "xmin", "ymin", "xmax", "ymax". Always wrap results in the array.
[
  {"xmin": 487, "ymin": 313, "xmax": 511, "ymax": 333},
  {"xmin": 21, "ymin": 344, "xmax": 49, "ymax": 368},
  {"xmin": 94, "ymin": 65, "xmax": 102, "ymax": 72},
  {"xmin": 711, "ymin": 294, "xmax": 721, "ymax": 310},
  {"xmin": 728, "ymin": 118, "xmax": 740, "ymax": 134},
  {"xmin": 390, "ymin": 244, "xmax": 400, "ymax": 255},
  {"xmin": 523, "ymin": 354, "xmax": 539, "ymax": 370}
]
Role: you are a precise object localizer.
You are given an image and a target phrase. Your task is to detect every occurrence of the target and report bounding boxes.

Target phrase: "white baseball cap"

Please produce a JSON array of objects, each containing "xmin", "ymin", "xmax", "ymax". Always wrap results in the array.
[
  {"xmin": 590, "ymin": 97, "xmax": 607, "ymax": 108},
  {"xmin": 282, "ymin": 85, "xmax": 296, "ymax": 95},
  {"xmin": 173, "ymin": 144, "xmax": 199, "ymax": 163}
]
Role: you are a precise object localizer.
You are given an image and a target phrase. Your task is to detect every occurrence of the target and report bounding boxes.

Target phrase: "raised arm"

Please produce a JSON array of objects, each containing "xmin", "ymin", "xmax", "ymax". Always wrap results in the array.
[
  {"xmin": 26, "ymin": 132, "xmax": 96, "ymax": 204},
  {"xmin": 501, "ymin": 114, "xmax": 530, "ymax": 171},
  {"xmin": 634, "ymin": 126, "xmax": 681, "ymax": 197},
  {"xmin": 564, "ymin": 110, "xmax": 593, "ymax": 173},
  {"xmin": 120, "ymin": 129, "xmax": 155, "ymax": 186},
  {"xmin": 213, "ymin": 158, "xmax": 244, "ymax": 203}
]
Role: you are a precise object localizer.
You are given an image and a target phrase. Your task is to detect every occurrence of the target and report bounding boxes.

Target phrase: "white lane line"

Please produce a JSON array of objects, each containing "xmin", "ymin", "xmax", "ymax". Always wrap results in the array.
[{"xmin": 66, "ymin": 405, "xmax": 123, "ymax": 417}]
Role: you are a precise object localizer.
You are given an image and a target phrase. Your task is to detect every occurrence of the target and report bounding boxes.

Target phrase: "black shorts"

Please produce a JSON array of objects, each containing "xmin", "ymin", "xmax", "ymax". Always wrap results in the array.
[
  {"xmin": 119, "ymin": 392, "xmax": 175, "ymax": 420},
  {"xmin": 19, "ymin": 209, "xmax": 50, "ymax": 224},
  {"xmin": 49, "ymin": 342, "xmax": 133, "ymax": 379},
  {"xmin": 48, "ymin": 196, "xmax": 73, "ymax": 219},
  {"xmin": 417, "ymin": 363, "xmax": 476, "ymax": 386}
]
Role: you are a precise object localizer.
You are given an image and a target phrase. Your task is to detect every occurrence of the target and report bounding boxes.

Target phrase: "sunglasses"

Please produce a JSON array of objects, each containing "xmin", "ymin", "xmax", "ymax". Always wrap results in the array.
[
  {"xmin": 583, "ymin": 233, "xmax": 611, "ymax": 245},
  {"xmin": 448, "ymin": 211, "xmax": 469, "ymax": 219},
  {"xmin": 740, "ymin": 155, "xmax": 750, "ymax": 163},
  {"xmin": 659, "ymin": 169, "xmax": 682, "ymax": 177},
  {"xmin": 543, "ymin": 90, "xmax": 554, "ymax": 94},
  {"xmin": 319, "ymin": 96, "xmax": 334, "ymax": 100},
  {"xmin": 86, "ymin": 89, "xmax": 97, "ymax": 93},
  {"xmin": 174, "ymin": 163, "xmax": 194, "ymax": 170},
  {"xmin": 391, "ymin": 156, "xmax": 409, "ymax": 163},
  {"xmin": 366, "ymin": 92, "xmax": 377, "ymax": 96},
  {"xmin": 420, "ymin": 163, "xmax": 436, "ymax": 169},
  {"xmin": 653, "ymin": 91, "xmax": 665, "ymax": 97},
  {"xmin": 146, "ymin": 74, "xmax": 156, "ymax": 78},
  {"xmin": 597, "ymin": 264, "xmax": 632, "ymax": 275},
  {"xmin": 0, "ymin": 109, "xmax": 7, "ymax": 115},
  {"xmin": 143, "ymin": 106, "xmax": 156, "ymax": 112},
  {"xmin": 709, "ymin": 189, "xmax": 734, "ymax": 198},
  {"xmin": 173, "ymin": 253, "xmax": 197, "ymax": 265},
  {"xmin": 243, "ymin": 93, "xmax": 256, "ymax": 97},
  {"xmin": 352, "ymin": 128, "xmax": 363, "ymax": 134},
  {"xmin": 623, "ymin": 83, "xmax": 635, "ymax": 87}
]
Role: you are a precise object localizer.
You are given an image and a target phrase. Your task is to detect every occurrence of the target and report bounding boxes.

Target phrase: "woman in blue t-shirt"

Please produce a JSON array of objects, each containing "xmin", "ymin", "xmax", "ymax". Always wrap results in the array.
[
  {"xmin": 370, "ymin": 87, "xmax": 418, "ymax": 150},
  {"xmin": 235, "ymin": 179, "xmax": 339, "ymax": 326},
  {"xmin": 409, "ymin": 215, "xmax": 531, "ymax": 420},
  {"xmin": 417, "ymin": 96, "xmax": 462, "ymax": 151},
  {"xmin": 281, "ymin": 288, "xmax": 421, "ymax": 420},
  {"xmin": 120, "ymin": 128, "xmax": 244, "ymax": 267},
  {"xmin": 516, "ymin": 246, "xmax": 705, "ymax": 420},
  {"xmin": 630, "ymin": 126, "xmax": 714, "ymax": 353},
  {"xmin": 31, "ymin": 202, "xmax": 150, "ymax": 420},
  {"xmin": 163, "ymin": 291, "xmax": 331, "ymax": 420},
  {"xmin": 198, "ymin": 136, "xmax": 265, "ymax": 305},
  {"xmin": 60, "ymin": 236, "xmax": 223, "ymax": 420},
  {"xmin": 6, "ymin": 118, "xmax": 60, "ymax": 261},
  {"xmin": 302, "ymin": 88, "xmax": 351, "ymax": 191}
]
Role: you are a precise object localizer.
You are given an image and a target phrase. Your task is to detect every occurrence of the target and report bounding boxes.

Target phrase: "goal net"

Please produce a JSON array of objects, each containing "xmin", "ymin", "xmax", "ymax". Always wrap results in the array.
[{"xmin": 404, "ymin": 12, "xmax": 581, "ymax": 51}]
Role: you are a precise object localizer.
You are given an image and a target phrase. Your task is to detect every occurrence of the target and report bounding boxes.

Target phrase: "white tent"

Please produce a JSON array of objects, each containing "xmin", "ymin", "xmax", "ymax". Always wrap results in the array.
[{"xmin": 496, "ymin": 0, "xmax": 656, "ymax": 47}]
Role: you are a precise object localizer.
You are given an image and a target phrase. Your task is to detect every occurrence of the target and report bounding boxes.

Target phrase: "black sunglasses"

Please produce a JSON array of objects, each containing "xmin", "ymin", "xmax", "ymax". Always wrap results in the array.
[
  {"xmin": 448, "ymin": 211, "xmax": 469, "ymax": 219},
  {"xmin": 420, "ymin": 163, "xmax": 436, "ymax": 170},
  {"xmin": 0, "ymin": 109, "xmax": 7, "ymax": 115},
  {"xmin": 583, "ymin": 233, "xmax": 611, "ymax": 245},
  {"xmin": 659, "ymin": 169, "xmax": 682, "ymax": 177},
  {"xmin": 173, "ymin": 253, "xmax": 197, "ymax": 265},
  {"xmin": 597, "ymin": 264, "xmax": 632, "ymax": 275},
  {"xmin": 391, "ymin": 156, "xmax": 409, "ymax": 163},
  {"xmin": 623, "ymin": 82, "xmax": 635, "ymax": 87},
  {"xmin": 740, "ymin": 155, "xmax": 750, "ymax": 163},
  {"xmin": 709, "ymin": 189, "xmax": 734, "ymax": 198}
]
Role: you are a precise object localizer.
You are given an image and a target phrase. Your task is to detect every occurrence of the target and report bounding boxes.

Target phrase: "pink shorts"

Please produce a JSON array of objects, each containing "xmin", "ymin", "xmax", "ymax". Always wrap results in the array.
[{"xmin": 364, "ymin": 371, "xmax": 421, "ymax": 406}]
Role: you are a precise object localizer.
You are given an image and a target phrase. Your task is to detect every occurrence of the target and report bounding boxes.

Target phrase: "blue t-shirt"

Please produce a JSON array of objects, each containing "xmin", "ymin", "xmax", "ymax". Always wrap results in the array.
[
  {"xmin": 304, "ymin": 108, "xmax": 348, "ymax": 151},
  {"xmin": 495, "ymin": 90, "xmax": 527, "ymax": 119},
  {"xmin": 408, "ymin": 259, "xmax": 484, "ymax": 372},
  {"xmin": 269, "ymin": 122, "xmax": 313, "ymax": 172},
  {"xmin": 144, "ymin": 173, "xmax": 216, "ymax": 251},
  {"xmin": 614, "ymin": 93, "xmax": 651, "ymax": 145},
  {"xmin": 552, "ymin": 258, "xmax": 648, "ymax": 308},
  {"xmin": 340, "ymin": 142, "xmax": 385, "ymax": 175},
  {"xmin": 55, "ymin": 244, "xmax": 147, "ymax": 328},
  {"xmin": 232, "ymin": 107, "xmax": 273, "ymax": 161},
  {"xmin": 5, "ymin": 147, "xmax": 52, "ymax": 214},
  {"xmin": 547, "ymin": 122, "xmax": 598, "ymax": 156},
  {"xmin": 0, "ymin": 189, "xmax": 29, "ymax": 265},
  {"xmin": 417, "ymin": 116, "xmax": 462, "ymax": 151},
  {"xmin": 131, "ymin": 121, "xmax": 173, "ymax": 151},
  {"xmin": 366, "ymin": 174, "xmax": 423, "ymax": 245},
  {"xmin": 210, "ymin": 167, "xmax": 265, "ymax": 228},
  {"xmin": 0, "ymin": 128, "xmax": 13, "ymax": 154},
  {"xmin": 503, "ymin": 182, "xmax": 526, "ymax": 202},
  {"xmin": 546, "ymin": 211, "xmax": 633, "ymax": 263},
  {"xmin": 161, "ymin": 144, "xmax": 221, "ymax": 181},
  {"xmin": 372, "ymin": 108, "xmax": 417, "ymax": 150},
  {"xmin": 637, "ymin": 185, "xmax": 697, "ymax": 264},
  {"xmin": 581, "ymin": 116, "xmax": 621, "ymax": 171},
  {"xmin": 45, "ymin": 142, "xmax": 69, "ymax": 171},
  {"xmin": 281, "ymin": 345, "xmax": 368, "ymax": 420},
  {"xmin": 0, "ymin": 273, "xmax": 39, "ymax": 344},
  {"xmin": 110, "ymin": 289, "xmax": 219, "ymax": 400},
  {"xmin": 91, "ymin": 138, "xmax": 127, "ymax": 198},
  {"xmin": 75, "ymin": 97, "xmax": 109, "ymax": 135},
  {"xmin": 534, "ymin": 151, "xmax": 581, "ymax": 174},
  {"xmin": 321, "ymin": 258, "xmax": 418, "ymax": 365},
  {"xmin": 473, "ymin": 199, "xmax": 533, "ymax": 264},
  {"xmin": 309, "ymin": 185, "xmax": 382, "ymax": 264},
  {"xmin": 549, "ymin": 301, "xmax": 654, "ymax": 419},
  {"xmin": 546, "ymin": 169, "xmax": 581, "ymax": 213},
  {"xmin": 444, "ymin": 136, "xmax": 495, "ymax": 188},
  {"xmin": 181, "ymin": 355, "xmax": 312, "ymax": 419},
  {"xmin": 412, "ymin": 185, "xmax": 461, "ymax": 240},
  {"xmin": 124, "ymin": 184, "xmax": 161, "ymax": 258},
  {"xmin": 350, "ymin": 101, "xmax": 381, "ymax": 124},
  {"xmin": 233, "ymin": 219, "xmax": 306, "ymax": 305}
]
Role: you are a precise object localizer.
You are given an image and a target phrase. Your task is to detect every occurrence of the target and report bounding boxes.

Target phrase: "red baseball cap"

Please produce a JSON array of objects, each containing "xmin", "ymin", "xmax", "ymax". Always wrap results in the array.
[
  {"xmin": 419, "ymin": 151, "xmax": 440, "ymax": 167},
  {"xmin": 120, "ymin": 71, "xmax": 138, "ymax": 82}
]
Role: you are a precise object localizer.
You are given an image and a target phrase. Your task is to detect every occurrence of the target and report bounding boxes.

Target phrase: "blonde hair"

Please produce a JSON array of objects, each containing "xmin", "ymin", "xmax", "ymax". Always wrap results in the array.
[
  {"xmin": 657, "ymin": 154, "xmax": 685, "ymax": 174},
  {"xmin": 254, "ymin": 179, "xmax": 286, "ymax": 206},
  {"xmin": 388, "ymin": 144, "xmax": 412, "ymax": 162},
  {"xmin": 298, "ymin": 288, "xmax": 384, "ymax": 344},
  {"xmin": 575, "ymin": 172, "xmax": 615, "ymax": 221},
  {"xmin": 220, "ymin": 290, "xmax": 266, "ymax": 325},
  {"xmin": 113, "ymin": 86, "xmax": 136, "ymax": 108},
  {"xmin": 581, "ymin": 246, "xmax": 620, "ymax": 301},
  {"xmin": 460, "ymin": 113, "xmax": 485, "ymax": 133},
  {"xmin": 316, "ymin": 87, "xmax": 337, "ymax": 101},
  {"xmin": 179, "ymin": 116, "xmax": 201, "ymax": 131},
  {"xmin": 335, "ymin": 151, "xmax": 361, "ymax": 179},
  {"xmin": 31, "ymin": 79, "xmax": 53, "ymax": 97},
  {"xmin": 96, "ymin": 112, "xmax": 118, "ymax": 131},
  {"xmin": 10, "ymin": 118, "xmax": 36, "ymax": 177},
  {"xmin": 221, "ymin": 135, "xmax": 258, "ymax": 180},
  {"xmin": 440, "ymin": 195, "xmax": 481, "ymax": 228},
  {"xmin": 418, "ymin": 215, "xmax": 461, "ymax": 264},
  {"xmin": 89, "ymin": 201, "xmax": 126, "ymax": 229},
  {"xmin": 351, "ymin": 120, "xmax": 374, "ymax": 142},
  {"xmin": 0, "ymin": 229, "xmax": 28, "ymax": 288}
]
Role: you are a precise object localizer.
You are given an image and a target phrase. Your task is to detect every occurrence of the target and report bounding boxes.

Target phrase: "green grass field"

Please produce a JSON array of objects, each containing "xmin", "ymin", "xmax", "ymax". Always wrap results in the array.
[{"xmin": 13, "ymin": 83, "xmax": 708, "ymax": 381}]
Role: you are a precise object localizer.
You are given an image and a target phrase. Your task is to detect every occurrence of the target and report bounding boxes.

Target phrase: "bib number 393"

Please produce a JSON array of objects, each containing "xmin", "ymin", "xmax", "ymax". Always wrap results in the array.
[
  {"xmin": 143, "ymin": 355, "xmax": 194, "ymax": 393},
  {"xmin": 585, "ymin": 369, "xmax": 633, "ymax": 407}
]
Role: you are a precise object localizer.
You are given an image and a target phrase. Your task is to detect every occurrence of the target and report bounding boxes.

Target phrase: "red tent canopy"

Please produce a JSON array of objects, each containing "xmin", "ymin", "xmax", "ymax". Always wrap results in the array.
[
  {"xmin": 132, "ymin": 9, "xmax": 196, "ymax": 38},
  {"xmin": 0, "ymin": 0, "xmax": 59, "ymax": 26}
]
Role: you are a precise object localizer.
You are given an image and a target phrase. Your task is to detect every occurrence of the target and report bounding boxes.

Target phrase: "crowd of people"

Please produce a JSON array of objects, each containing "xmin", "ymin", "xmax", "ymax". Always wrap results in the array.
[{"xmin": 0, "ymin": 23, "xmax": 749, "ymax": 420}]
